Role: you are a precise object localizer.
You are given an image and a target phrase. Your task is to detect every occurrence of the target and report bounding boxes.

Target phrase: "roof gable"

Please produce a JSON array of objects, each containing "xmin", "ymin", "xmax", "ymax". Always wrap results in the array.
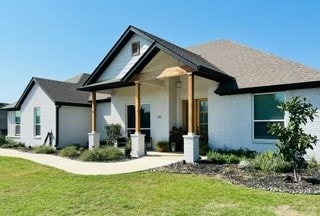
[
  {"xmin": 81, "ymin": 26, "xmax": 232, "ymax": 91},
  {"xmin": 13, "ymin": 74, "xmax": 91, "ymax": 109}
]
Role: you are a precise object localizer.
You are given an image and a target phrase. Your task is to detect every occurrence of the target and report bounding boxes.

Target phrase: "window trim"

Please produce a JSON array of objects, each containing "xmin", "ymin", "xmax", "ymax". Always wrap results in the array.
[
  {"xmin": 252, "ymin": 92, "xmax": 286, "ymax": 143},
  {"xmin": 34, "ymin": 107, "xmax": 41, "ymax": 137},
  {"xmin": 131, "ymin": 41, "xmax": 140, "ymax": 56},
  {"xmin": 14, "ymin": 111, "xmax": 21, "ymax": 136}
]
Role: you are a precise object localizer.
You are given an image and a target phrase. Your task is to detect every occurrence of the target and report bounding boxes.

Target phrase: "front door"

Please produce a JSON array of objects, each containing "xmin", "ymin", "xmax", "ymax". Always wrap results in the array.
[{"xmin": 182, "ymin": 99, "xmax": 208, "ymax": 138}]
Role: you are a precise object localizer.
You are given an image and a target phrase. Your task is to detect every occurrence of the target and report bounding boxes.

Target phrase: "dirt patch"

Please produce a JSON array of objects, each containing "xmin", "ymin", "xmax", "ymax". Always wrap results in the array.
[{"xmin": 275, "ymin": 205, "xmax": 301, "ymax": 216}]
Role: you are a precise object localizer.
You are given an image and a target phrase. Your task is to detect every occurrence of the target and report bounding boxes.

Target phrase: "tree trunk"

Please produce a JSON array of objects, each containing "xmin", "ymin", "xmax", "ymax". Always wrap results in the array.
[{"xmin": 293, "ymin": 160, "xmax": 300, "ymax": 182}]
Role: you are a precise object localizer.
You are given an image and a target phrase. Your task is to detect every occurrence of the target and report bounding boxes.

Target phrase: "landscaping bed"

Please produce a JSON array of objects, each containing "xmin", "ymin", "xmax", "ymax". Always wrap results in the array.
[{"xmin": 154, "ymin": 160, "xmax": 320, "ymax": 194}]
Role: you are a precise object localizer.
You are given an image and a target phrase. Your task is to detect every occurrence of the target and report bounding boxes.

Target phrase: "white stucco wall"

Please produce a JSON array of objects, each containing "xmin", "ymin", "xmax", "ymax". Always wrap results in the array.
[
  {"xmin": 97, "ymin": 34, "xmax": 151, "ymax": 82},
  {"xmin": 96, "ymin": 102, "xmax": 111, "ymax": 140},
  {"xmin": 59, "ymin": 106, "xmax": 91, "ymax": 147},
  {"xmin": 7, "ymin": 84, "xmax": 56, "ymax": 147}
]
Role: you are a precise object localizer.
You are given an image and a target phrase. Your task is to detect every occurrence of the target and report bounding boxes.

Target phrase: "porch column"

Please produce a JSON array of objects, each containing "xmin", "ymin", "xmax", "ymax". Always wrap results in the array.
[
  {"xmin": 131, "ymin": 82, "xmax": 145, "ymax": 157},
  {"xmin": 88, "ymin": 91, "xmax": 100, "ymax": 150},
  {"xmin": 183, "ymin": 73, "xmax": 199, "ymax": 163}
]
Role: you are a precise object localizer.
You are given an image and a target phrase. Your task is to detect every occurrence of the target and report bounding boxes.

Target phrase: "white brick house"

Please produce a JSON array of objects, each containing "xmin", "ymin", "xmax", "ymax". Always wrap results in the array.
[
  {"xmin": 4, "ymin": 74, "xmax": 96, "ymax": 148},
  {"xmin": 79, "ymin": 26, "xmax": 320, "ymax": 162}
]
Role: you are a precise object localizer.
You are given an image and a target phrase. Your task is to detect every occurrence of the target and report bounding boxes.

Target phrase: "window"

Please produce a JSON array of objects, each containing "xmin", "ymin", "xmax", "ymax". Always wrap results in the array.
[
  {"xmin": 131, "ymin": 42, "xmax": 140, "ymax": 56},
  {"xmin": 34, "ymin": 108, "xmax": 41, "ymax": 136},
  {"xmin": 182, "ymin": 98, "xmax": 208, "ymax": 136},
  {"xmin": 14, "ymin": 111, "xmax": 21, "ymax": 136},
  {"xmin": 127, "ymin": 104, "xmax": 150, "ymax": 137},
  {"xmin": 253, "ymin": 93, "xmax": 284, "ymax": 140}
]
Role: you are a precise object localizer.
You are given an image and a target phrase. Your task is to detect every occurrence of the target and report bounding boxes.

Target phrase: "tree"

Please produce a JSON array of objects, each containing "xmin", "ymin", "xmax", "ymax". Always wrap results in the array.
[
  {"xmin": 268, "ymin": 96, "xmax": 318, "ymax": 182},
  {"xmin": 105, "ymin": 124, "xmax": 122, "ymax": 146}
]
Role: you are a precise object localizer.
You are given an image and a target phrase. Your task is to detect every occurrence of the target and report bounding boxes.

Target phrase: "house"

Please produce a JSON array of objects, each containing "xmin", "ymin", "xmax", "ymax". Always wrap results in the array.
[
  {"xmin": 4, "ymin": 73, "xmax": 102, "ymax": 148},
  {"xmin": 0, "ymin": 103, "xmax": 8, "ymax": 135},
  {"xmin": 79, "ymin": 25, "xmax": 320, "ymax": 163}
]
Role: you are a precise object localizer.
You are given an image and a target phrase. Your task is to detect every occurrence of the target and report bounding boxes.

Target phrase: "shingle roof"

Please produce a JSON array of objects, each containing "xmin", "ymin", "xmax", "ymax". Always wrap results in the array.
[
  {"xmin": 132, "ymin": 26, "xmax": 229, "ymax": 76},
  {"xmin": 34, "ymin": 73, "xmax": 91, "ymax": 105},
  {"xmin": 13, "ymin": 73, "xmax": 91, "ymax": 109},
  {"xmin": 187, "ymin": 39, "xmax": 320, "ymax": 93}
]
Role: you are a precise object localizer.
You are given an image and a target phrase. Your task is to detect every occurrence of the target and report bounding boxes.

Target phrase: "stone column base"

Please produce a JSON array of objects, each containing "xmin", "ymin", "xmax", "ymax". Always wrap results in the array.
[
  {"xmin": 131, "ymin": 132, "xmax": 145, "ymax": 158},
  {"xmin": 88, "ymin": 132, "xmax": 100, "ymax": 150},
  {"xmin": 183, "ymin": 133, "xmax": 200, "ymax": 164}
]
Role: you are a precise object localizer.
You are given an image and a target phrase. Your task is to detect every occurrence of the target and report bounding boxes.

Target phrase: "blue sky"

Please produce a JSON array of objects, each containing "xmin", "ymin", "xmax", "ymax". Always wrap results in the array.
[{"xmin": 1, "ymin": 0, "xmax": 319, "ymax": 103}]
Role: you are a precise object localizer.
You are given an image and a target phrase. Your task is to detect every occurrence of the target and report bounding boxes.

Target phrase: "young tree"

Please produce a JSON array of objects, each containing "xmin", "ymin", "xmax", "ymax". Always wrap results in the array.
[{"xmin": 268, "ymin": 96, "xmax": 318, "ymax": 182}]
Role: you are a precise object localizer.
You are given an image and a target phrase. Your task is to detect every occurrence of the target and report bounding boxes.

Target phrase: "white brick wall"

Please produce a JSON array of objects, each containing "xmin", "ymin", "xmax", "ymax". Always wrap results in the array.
[{"xmin": 96, "ymin": 102, "xmax": 111, "ymax": 140}]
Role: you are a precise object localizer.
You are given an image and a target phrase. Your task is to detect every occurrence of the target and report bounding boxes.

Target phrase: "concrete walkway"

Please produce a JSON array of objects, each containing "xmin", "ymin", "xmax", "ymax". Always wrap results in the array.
[{"xmin": 0, "ymin": 148, "xmax": 183, "ymax": 175}]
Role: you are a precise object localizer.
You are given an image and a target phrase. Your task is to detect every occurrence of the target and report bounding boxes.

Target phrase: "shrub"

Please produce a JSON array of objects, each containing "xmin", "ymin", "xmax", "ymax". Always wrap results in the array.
[
  {"xmin": 0, "ymin": 136, "xmax": 6, "ymax": 146},
  {"xmin": 105, "ymin": 124, "xmax": 122, "ymax": 146},
  {"xmin": 199, "ymin": 141, "xmax": 210, "ymax": 155},
  {"xmin": 33, "ymin": 146, "xmax": 57, "ymax": 154},
  {"xmin": 207, "ymin": 151, "xmax": 241, "ymax": 164},
  {"xmin": 156, "ymin": 141, "xmax": 170, "ymax": 152},
  {"xmin": 59, "ymin": 146, "xmax": 79, "ymax": 158},
  {"xmin": 216, "ymin": 148, "xmax": 256, "ymax": 159},
  {"xmin": 307, "ymin": 156, "xmax": 319, "ymax": 169},
  {"xmin": 80, "ymin": 146, "xmax": 124, "ymax": 162},
  {"xmin": 250, "ymin": 151, "xmax": 292, "ymax": 173},
  {"xmin": 125, "ymin": 138, "xmax": 132, "ymax": 158}
]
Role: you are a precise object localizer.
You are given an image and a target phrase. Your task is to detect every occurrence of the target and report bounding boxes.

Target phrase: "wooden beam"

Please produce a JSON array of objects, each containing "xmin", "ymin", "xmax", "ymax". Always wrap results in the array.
[
  {"xmin": 188, "ymin": 73, "xmax": 194, "ymax": 133},
  {"xmin": 135, "ymin": 82, "xmax": 141, "ymax": 133},
  {"xmin": 91, "ymin": 91, "xmax": 97, "ymax": 132},
  {"xmin": 157, "ymin": 66, "xmax": 193, "ymax": 79}
]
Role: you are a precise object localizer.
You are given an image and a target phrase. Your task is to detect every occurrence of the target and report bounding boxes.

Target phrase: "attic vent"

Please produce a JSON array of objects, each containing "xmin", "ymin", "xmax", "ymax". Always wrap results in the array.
[{"xmin": 131, "ymin": 42, "xmax": 140, "ymax": 56}]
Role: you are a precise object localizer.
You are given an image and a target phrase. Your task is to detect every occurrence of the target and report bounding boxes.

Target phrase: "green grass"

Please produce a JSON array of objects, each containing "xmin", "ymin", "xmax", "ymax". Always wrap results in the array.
[{"xmin": 0, "ymin": 157, "xmax": 320, "ymax": 216}]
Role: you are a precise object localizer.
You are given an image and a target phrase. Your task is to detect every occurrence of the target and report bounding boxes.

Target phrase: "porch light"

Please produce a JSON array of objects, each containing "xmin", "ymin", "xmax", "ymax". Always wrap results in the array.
[{"xmin": 175, "ymin": 77, "xmax": 182, "ymax": 88}]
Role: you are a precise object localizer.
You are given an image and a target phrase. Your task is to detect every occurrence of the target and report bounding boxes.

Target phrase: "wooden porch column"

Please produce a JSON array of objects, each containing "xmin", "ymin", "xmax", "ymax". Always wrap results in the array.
[
  {"xmin": 187, "ymin": 73, "xmax": 194, "ymax": 133},
  {"xmin": 91, "ymin": 91, "xmax": 97, "ymax": 132},
  {"xmin": 135, "ymin": 82, "xmax": 141, "ymax": 133}
]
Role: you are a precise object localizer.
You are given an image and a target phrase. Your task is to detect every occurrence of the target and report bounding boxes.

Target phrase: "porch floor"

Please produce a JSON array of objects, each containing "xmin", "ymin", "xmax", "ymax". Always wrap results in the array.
[{"xmin": 0, "ymin": 149, "xmax": 183, "ymax": 175}]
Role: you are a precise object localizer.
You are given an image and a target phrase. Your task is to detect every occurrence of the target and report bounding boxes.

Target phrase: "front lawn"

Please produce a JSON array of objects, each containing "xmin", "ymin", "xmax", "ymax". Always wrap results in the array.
[{"xmin": 0, "ymin": 157, "xmax": 320, "ymax": 215}]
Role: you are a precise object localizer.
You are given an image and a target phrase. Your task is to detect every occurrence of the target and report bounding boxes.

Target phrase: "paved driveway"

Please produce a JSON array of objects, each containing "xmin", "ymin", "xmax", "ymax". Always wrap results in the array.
[{"xmin": 0, "ymin": 148, "xmax": 183, "ymax": 175}]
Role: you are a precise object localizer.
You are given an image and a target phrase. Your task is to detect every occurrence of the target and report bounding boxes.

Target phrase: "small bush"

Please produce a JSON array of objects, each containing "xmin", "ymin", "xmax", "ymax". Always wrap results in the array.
[
  {"xmin": 199, "ymin": 141, "xmax": 210, "ymax": 155},
  {"xmin": 207, "ymin": 151, "xmax": 241, "ymax": 164},
  {"xmin": 125, "ymin": 138, "xmax": 132, "ymax": 158},
  {"xmin": 216, "ymin": 148, "xmax": 256, "ymax": 159},
  {"xmin": 0, "ymin": 136, "xmax": 6, "ymax": 146},
  {"xmin": 157, "ymin": 141, "xmax": 170, "ymax": 152},
  {"xmin": 250, "ymin": 151, "xmax": 292, "ymax": 173},
  {"xmin": 59, "ymin": 146, "xmax": 80, "ymax": 158},
  {"xmin": 33, "ymin": 146, "xmax": 57, "ymax": 154},
  {"xmin": 80, "ymin": 146, "xmax": 124, "ymax": 162},
  {"xmin": 307, "ymin": 156, "xmax": 319, "ymax": 169}
]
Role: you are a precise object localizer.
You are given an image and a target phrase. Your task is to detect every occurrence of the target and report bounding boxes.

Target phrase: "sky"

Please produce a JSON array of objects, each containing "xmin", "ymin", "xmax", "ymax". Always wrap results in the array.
[{"xmin": 0, "ymin": 0, "xmax": 319, "ymax": 103}]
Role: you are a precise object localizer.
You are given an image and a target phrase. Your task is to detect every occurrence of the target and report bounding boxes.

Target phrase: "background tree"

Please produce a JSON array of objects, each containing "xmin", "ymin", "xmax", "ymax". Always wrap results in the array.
[{"xmin": 268, "ymin": 96, "xmax": 318, "ymax": 182}]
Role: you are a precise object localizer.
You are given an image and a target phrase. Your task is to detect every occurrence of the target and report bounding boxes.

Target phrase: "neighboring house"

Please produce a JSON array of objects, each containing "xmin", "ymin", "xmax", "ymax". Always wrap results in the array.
[
  {"xmin": 79, "ymin": 25, "xmax": 320, "ymax": 162},
  {"xmin": 4, "ymin": 73, "xmax": 97, "ymax": 148},
  {"xmin": 0, "ymin": 103, "xmax": 8, "ymax": 135}
]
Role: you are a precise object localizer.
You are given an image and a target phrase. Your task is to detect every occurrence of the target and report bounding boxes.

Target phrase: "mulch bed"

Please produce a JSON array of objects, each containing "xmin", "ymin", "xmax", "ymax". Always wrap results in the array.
[{"xmin": 153, "ymin": 160, "xmax": 320, "ymax": 194}]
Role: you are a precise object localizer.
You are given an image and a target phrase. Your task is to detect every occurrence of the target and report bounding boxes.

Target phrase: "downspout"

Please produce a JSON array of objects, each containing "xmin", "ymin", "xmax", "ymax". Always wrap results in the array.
[{"xmin": 55, "ymin": 105, "xmax": 61, "ymax": 148}]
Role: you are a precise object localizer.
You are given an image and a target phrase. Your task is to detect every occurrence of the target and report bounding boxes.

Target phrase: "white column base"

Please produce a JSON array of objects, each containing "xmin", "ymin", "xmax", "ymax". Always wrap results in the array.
[
  {"xmin": 130, "ymin": 132, "xmax": 145, "ymax": 158},
  {"xmin": 183, "ymin": 133, "xmax": 200, "ymax": 164},
  {"xmin": 88, "ymin": 132, "xmax": 100, "ymax": 150}
]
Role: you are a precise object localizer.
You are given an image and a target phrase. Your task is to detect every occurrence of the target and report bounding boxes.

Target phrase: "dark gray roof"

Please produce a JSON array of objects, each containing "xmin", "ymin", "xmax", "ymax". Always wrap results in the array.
[
  {"xmin": 132, "ymin": 26, "xmax": 228, "ymax": 76},
  {"xmin": 188, "ymin": 39, "xmax": 320, "ymax": 93},
  {"xmin": 13, "ymin": 73, "xmax": 91, "ymax": 109}
]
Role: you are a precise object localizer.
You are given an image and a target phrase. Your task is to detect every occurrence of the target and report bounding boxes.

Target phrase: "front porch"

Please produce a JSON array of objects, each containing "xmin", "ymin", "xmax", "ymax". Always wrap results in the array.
[{"xmin": 79, "ymin": 26, "xmax": 233, "ymax": 163}]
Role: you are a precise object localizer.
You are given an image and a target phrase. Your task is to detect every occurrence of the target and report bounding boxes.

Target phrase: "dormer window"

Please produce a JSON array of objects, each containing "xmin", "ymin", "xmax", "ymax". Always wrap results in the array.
[{"xmin": 131, "ymin": 42, "xmax": 140, "ymax": 56}]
